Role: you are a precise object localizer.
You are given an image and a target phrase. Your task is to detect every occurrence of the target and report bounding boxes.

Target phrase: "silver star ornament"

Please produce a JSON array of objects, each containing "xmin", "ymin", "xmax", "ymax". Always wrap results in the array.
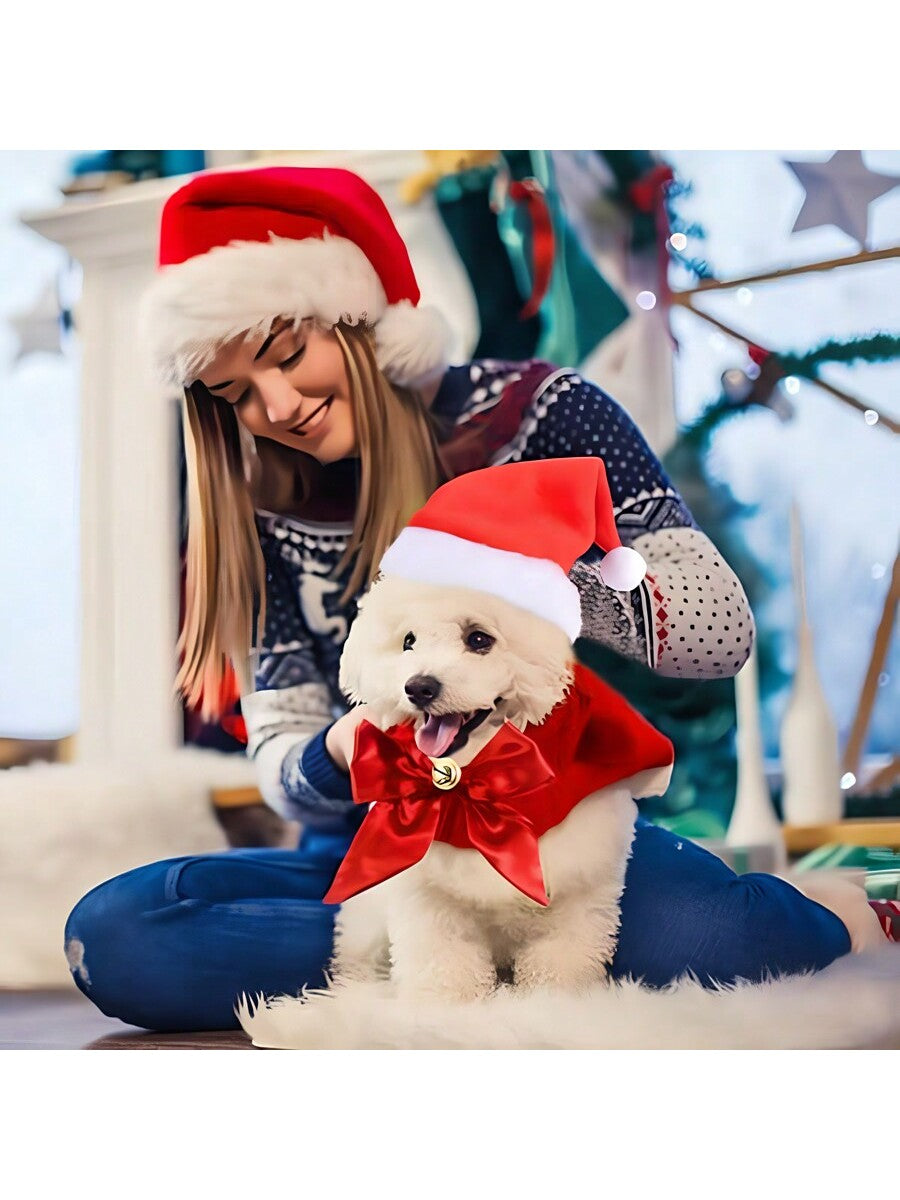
[{"xmin": 785, "ymin": 151, "xmax": 899, "ymax": 247}]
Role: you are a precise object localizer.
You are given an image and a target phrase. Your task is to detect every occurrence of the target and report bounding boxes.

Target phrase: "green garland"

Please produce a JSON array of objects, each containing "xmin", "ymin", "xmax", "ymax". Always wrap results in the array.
[
  {"xmin": 662, "ymin": 174, "xmax": 715, "ymax": 279},
  {"xmin": 673, "ymin": 333, "xmax": 900, "ymax": 449},
  {"xmin": 777, "ymin": 332, "xmax": 900, "ymax": 378}
]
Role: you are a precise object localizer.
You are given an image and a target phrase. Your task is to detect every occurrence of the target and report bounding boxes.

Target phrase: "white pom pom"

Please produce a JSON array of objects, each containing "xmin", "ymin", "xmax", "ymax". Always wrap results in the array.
[
  {"xmin": 597, "ymin": 546, "xmax": 646, "ymax": 592},
  {"xmin": 374, "ymin": 301, "xmax": 451, "ymax": 388}
]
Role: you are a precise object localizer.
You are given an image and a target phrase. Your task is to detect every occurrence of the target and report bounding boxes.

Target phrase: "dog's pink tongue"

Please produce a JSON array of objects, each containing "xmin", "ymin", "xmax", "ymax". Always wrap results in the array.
[{"xmin": 415, "ymin": 712, "xmax": 463, "ymax": 759}]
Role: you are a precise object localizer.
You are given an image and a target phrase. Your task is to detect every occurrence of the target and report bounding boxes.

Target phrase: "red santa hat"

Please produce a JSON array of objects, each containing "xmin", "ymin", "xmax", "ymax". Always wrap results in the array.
[
  {"xmin": 379, "ymin": 458, "xmax": 647, "ymax": 641},
  {"xmin": 140, "ymin": 166, "xmax": 451, "ymax": 389}
]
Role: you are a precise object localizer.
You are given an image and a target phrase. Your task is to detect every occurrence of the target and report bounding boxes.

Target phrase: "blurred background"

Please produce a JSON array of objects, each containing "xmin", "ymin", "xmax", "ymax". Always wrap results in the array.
[{"xmin": 1, "ymin": 149, "xmax": 898, "ymax": 988}]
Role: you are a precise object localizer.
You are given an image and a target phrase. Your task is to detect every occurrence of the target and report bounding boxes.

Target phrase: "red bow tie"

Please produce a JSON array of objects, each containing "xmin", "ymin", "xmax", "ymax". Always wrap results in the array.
[{"xmin": 323, "ymin": 719, "xmax": 557, "ymax": 906}]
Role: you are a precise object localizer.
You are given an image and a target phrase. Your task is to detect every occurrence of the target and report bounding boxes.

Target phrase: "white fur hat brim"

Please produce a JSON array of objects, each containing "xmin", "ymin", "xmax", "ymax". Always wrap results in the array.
[
  {"xmin": 139, "ymin": 232, "xmax": 451, "ymax": 390},
  {"xmin": 380, "ymin": 527, "xmax": 584, "ymax": 642}
]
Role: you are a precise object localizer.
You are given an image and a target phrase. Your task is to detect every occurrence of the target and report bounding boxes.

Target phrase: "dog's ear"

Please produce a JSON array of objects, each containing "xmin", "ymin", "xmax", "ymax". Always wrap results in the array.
[
  {"xmin": 338, "ymin": 605, "xmax": 366, "ymax": 704},
  {"xmin": 338, "ymin": 584, "xmax": 382, "ymax": 704},
  {"xmin": 507, "ymin": 655, "xmax": 575, "ymax": 726},
  {"xmin": 500, "ymin": 616, "xmax": 576, "ymax": 726}
]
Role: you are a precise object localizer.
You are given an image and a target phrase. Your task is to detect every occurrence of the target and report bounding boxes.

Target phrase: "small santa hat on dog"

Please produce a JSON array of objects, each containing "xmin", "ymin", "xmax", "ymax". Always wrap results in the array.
[
  {"xmin": 140, "ymin": 166, "xmax": 451, "ymax": 389},
  {"xmin": 380, "ymin": 457, "xmax": 647, "ymax": 641}
]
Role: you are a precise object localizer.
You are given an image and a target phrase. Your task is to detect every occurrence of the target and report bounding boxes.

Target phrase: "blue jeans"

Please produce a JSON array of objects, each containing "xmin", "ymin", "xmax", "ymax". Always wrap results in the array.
[{"xmin": 64, "ymin": 819, "xmax": 851, "ymax": 1031}]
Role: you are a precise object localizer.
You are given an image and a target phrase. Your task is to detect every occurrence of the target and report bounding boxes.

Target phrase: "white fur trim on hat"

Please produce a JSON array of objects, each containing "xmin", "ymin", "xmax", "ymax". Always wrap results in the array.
[
  {"xmin": 374, "ymin": 301, "xmax": 452, "ymax": 389},
  {"xmin": 380, "ymin": 527, "xmax": 583, "ymax": 642},
  {"xmin": 139, "ymin": 233, "xmax": 450, "ymax": 389}
]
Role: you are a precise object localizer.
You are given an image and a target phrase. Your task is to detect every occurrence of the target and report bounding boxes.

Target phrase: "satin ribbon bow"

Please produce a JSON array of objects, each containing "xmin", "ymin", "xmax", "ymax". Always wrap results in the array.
[{"xmin": 323, "ymin": 720, "xmax": 557, "ymax": 906}]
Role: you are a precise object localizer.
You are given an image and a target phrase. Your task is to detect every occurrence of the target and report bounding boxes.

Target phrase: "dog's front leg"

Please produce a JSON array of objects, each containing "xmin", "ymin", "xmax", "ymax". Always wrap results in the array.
[
  {"xmin": 331, "ymin": 889, "xmax": 391, "ymax": 984},
  {"xmin": 514, "ymin": 891, "xmax": 621, "ymax": 993},
  {"xmin": 388, "ymin": 883, "xmax": 496, "ymax": 1002}
]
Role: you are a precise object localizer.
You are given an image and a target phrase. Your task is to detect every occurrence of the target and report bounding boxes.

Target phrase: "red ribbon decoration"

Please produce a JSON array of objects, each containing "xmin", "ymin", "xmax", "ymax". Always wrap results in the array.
[
  {"xmin": 748, "ymin": 343, "xmax": 771, "ymax": 366},
  {"xmin": 507, "ymin": 177, "xmax": 556, "ymax": 321},
  {"xmin": 628, "ymin": 164, "xmax": 674, "ymax": 216},
  {"xmin": 323, "ymin": 720, "xmax": 557, "ymax": 906}
]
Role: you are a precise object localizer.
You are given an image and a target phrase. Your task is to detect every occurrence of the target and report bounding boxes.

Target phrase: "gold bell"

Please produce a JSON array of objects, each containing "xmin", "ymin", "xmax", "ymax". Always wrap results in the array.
[{"xmin": 430, "ymin": 757, "xmax": 462, "ymax": 790}]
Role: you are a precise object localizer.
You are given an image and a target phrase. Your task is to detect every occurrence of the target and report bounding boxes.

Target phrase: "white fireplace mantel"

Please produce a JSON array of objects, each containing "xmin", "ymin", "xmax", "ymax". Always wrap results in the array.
[{"xmin": 23, "ymin": 177, "xmax": 185, "ymax": 764}]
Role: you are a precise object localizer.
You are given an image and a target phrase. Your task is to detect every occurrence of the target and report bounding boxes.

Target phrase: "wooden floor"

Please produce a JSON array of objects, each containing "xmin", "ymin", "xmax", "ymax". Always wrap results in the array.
[{"xmin": 0, "ymin": 989, "xmax": 253, "ymax": 1050}]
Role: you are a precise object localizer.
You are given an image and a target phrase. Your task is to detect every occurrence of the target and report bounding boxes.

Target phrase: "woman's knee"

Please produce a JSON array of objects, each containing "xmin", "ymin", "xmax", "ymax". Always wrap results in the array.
[
  {"xmin": 64, "ymin": 858, "xmax": 181, "ymax": 1021},
  {"xmin": 63, "ymin": 850, "xmax": 341, "ymax": 1031}
]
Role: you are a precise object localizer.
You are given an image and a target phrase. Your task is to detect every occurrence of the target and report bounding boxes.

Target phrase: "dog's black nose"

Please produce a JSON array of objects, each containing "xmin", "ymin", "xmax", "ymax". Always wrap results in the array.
[{"xmin": 405, "ymin": 674, "xmax": 442, "ymax": 708}]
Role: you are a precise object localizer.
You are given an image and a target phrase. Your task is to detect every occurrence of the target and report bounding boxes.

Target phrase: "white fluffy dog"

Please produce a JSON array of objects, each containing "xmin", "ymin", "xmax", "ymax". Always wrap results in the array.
[{"xmin": 328, "ymin": 573, "xmax": 648, "ymax": 1002}]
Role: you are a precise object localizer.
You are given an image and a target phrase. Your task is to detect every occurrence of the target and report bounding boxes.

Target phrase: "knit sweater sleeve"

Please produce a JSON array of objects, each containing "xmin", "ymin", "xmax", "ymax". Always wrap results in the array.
[
  {"xmin": 494, "ymin": 370, "xmax": 754, "ymax": 679},
  {"xmin": 242, "ymin": 526, "xmax": 360, "ymax": 832}
]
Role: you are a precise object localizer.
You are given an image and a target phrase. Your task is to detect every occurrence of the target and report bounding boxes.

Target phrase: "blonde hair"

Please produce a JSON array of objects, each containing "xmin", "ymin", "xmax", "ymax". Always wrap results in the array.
[{"xmin": 177, "ymin": 322, "xmax": 446, "ymax": 721}]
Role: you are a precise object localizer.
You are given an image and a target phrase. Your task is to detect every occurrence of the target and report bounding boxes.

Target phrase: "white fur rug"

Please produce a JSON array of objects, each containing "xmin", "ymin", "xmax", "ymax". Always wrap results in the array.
[
  {"xmin": 238, "ymin": 946, "xmax": 900, "ymax": 1049},
  {"xmin": 0, "ymin": 748, "xmax": 254, "ymax": 987}
]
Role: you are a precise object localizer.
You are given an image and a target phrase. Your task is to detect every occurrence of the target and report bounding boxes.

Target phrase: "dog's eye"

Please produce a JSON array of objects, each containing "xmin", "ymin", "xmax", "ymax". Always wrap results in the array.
[
  {"xmin": 403, "ymin": 632, "xmax": 416, "ymax": 651},
  {"xmin": 465, "ymin": 630, "xmax": 494, "ymax": 653}
]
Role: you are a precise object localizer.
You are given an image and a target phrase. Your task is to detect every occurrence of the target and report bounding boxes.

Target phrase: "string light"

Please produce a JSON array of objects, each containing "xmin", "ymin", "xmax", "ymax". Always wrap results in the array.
[
  {"xmin": 864, "ymin": 409, "xmax": 879, "ymax": 425},
  {"xmin": 872, "ymin": 563, "xmax": 886, "ymax": 579},
  {"xmin": 840, "ymin": 772, "xmax": 857, "ymax": 790},
  {"xmin": 879, "ymin": 672, "xmax": 891, "ymax": 687},
  {"xmin": 736, "ymin": 287, "xmax": 753, "ymax": 306},
  {"xmin": 784, "ymin": 376, "xmax": 801, "ymax": 395},
  {"xmin": 668, "ymin": 232, "xmax": 688, "ymax": 251},
  {"xmin": 721, "ymin": 368, "xmax": 753, "ymax": 402},
  {"xmin": 636, "ymin": 291, "xmax": 657, "ymax": 311}
]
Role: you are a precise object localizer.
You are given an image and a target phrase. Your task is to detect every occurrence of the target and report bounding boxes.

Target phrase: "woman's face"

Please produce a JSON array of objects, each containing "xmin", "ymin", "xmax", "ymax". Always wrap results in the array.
[{"xmin": 194, "ymin": 319, "xmax": 356, "ymax": 464}]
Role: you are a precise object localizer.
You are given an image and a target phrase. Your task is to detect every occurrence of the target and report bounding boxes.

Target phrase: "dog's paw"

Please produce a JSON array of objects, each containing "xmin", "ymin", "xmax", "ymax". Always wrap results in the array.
[
  {"xmin": 514, "ymin": 939, "xmax": 609, "ymax": 994},
  {"xmin": 394, "ymin": 958, "xmax": 497, "ymax": 1004}
]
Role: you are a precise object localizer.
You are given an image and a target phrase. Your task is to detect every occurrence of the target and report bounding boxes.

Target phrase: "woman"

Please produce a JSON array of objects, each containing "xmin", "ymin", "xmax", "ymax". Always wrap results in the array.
[{"xmin": 64, "ymin": 166, "xmax": 850, "ymax": 1031}]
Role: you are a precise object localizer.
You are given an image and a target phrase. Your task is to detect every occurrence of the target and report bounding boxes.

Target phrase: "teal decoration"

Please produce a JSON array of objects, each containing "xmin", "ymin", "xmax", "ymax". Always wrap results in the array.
[
  {"xmin": 501, "ymin": 150, "xmax": 630, "ymax": 366},
  {"xmin": 434, "ymin": 165, "xmax": 541, "ymax": 360},
  {"xmin": 69, "ymin": 150, "xmax": 204, "ymax": 182},
  {"xmin": 160, "ymin": 151, "xmax": 206, "ymax": 177},
  {"xmin": 431, "ymin": 151, "xmax": 631, "ymax": 365}
]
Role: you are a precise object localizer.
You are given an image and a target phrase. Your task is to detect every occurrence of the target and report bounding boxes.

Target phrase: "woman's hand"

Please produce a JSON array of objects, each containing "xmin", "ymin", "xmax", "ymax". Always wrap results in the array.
[{"xmin": 325, "ymin": 705, "xmax": 370, "ymax": 773}]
